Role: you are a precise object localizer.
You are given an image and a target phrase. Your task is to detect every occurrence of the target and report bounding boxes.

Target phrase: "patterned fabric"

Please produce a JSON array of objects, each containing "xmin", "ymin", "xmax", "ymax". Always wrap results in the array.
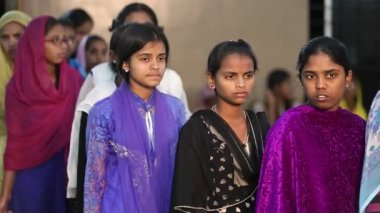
[
  {"xmin": 171, "ymin": 110, "xmax": 267, "ymax": 212},
  {"xmin": 360, "ymin": 91, "xmax": 380, "ymax": 213},
  {"xmin": 84, "ymin": 86, "xmax": 185, "ymax": 213},
  {"xmin": 256, "ymin": 105, "xmax": 366, "ymax": 213}
]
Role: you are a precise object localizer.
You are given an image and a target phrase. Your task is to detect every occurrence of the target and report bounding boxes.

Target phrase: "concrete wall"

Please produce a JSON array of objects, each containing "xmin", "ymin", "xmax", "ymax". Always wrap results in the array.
[{"xmin": 15, "ymin": 0, "xmax": 308, "ymax": 111}]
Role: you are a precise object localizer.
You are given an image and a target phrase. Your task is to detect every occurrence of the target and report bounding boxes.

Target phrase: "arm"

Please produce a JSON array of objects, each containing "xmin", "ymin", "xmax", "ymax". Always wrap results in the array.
[
  {"xmin": 0, "ymin": 170, "xmax": 16, "ymax": 213},
  {"xmin": 83, "ymin": 106, "xmax": 110, "ymax": 213}
]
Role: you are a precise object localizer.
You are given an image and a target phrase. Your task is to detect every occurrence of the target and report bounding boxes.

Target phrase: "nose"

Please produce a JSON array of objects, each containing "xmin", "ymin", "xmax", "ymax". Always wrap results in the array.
[
  {"xmin": 151, "ymin": 59, "xmax": 159, "ymax": 70},
  {"xmin": 235, "ymin": 76, "xmax": 245, "ymax": 88},
  {"xmin": 315, "ymin": 77, "xmax": 326, "ymax": 90}
]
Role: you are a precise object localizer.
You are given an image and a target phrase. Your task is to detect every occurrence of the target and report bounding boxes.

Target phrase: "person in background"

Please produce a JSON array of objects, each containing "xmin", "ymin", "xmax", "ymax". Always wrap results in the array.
[
  {"xmin": 61, "ymin": 8, "xmax": 93, "ymax": 58},
  {"xmin": 340, "ymin": 73, "xmax": 367, "ymax": 119},
  {"xmin": 171, "ymin": 39, "xmax": 269, "ymax": 212},
  {"xmin": 256, "ymin": 36, "xmax": 366, "ymax": 213},
  {"xmin": 264, "ymin": 68, "xmax": 295, "ymax": 124},
  {"xmin": 84, "ymin": 23, "xmax": 185, "ymax": 213},
  {"xmin": 0, "ymin": 10, "xmax": 31, "ymax": 193},
  {"xmin": 75, "ymin": 34, "xmax": 108, "ymax": 74},
  {"xmin": 58, "ymin": 18, "xmax": 87, "ymax": 78},
  {"xmin": 360, "ymin": 90, "xmax": 380, "ymax": 213},
  {"xmin": 0, "ymin": 16, "xmax": 82, "ymax": 213}
]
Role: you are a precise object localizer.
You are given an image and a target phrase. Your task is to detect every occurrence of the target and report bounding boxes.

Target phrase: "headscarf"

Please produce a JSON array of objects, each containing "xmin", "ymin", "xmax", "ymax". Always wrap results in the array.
[
  {"xmin": 4, "ymin": 16, "xmax": 82, "ymax": 170},
  {"xmin": 0, "ymin": 10, "xmax": 31, "ymax": 135}
]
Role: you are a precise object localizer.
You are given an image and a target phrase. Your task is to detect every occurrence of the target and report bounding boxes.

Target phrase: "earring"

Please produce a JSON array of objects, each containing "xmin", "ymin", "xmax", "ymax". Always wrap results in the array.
[
  {"xmin": 345, "ymin": 84, "xmax": 349, "ymax": 88},
  {"xmin": 124, "ymin": 67, "xmax": 129, "ymax": 73},
  {"xmin": 208, "ymin": 83, "xmax": 215, "ymax": 89}
]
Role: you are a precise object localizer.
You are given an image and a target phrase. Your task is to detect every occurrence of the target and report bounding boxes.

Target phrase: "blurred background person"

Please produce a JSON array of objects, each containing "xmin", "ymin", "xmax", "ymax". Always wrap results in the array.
[
  {"xmin": 340, "ymin": 73, "xmax": 367, "ymax": 120},
  {"xmin": 75, "ymin": 34, "xmax": 108, "ymax": 74},
  {"xmin": 58, "ymin": 18, "xmax": 87, "ymax": 78},
  {"xmin": 61, "ymin": 8, "xmax": 93, "ymax": 58},
  {"xmin": 0, "ymin": 16, "xmax": 82, "ymax": 213},
  {"xmin": 0, "ymin": 10, "xmax": 31, "ymax": 192}
]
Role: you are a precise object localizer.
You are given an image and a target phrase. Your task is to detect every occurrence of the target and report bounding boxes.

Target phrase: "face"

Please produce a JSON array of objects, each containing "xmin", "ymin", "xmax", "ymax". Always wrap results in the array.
[
  {"xmin": 44, "ymin": 24, "xmax": 68, "ymax": 66},
  {"xmin": 0, "ymin": 22, "xmax": 25, "ymax": 60},
  {"xmin": 208, "ymin": 54, "xmax": 255, "ymax": 106},
  {"xmin": 274, "ymin": 78, "xmax": 294, "ymax": 101},
  {"xmin": 74, "ymin": 21, "xmax": 93, "ymax": 50},
  {"xmin": 63, "ymin": 26, "xmax": 76, "ymax": 57},
  {"xmin": 124, "ymin": 11, "xmax": 153, "ymax": 24},
  {"xmin": 85, "ymin": 39, "xmax": 108, "ymax": 70},
  {"xmin": 301, "ymin": 52, "xmax": 352, "ymax": 111},
  {"xmin": 123, "ymin": 41, "xmax": 166, "ymax": 91}
]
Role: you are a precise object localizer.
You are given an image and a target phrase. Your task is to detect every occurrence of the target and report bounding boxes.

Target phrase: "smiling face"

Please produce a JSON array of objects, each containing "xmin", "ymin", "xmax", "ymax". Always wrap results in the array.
[
  {"xmin": 123, "ymin": 40, "xmax": 166, "ymax": 92},
  {"xmin": 301, "ymin": 52, "xmax": 352, "ymax": 111},
  {"xmin": 208, "ymin": 53, "xmax": 255, "ymax": 107}
]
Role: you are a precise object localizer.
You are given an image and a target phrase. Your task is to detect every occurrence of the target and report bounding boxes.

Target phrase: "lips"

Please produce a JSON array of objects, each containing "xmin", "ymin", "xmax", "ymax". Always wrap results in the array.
[
  {"xmin": 316, "ymin": 94, "xmax": 328, "ymax": 102},
  {"xmin": 234, "ymin": 92, "xmax": 248, "ymax": 98},
  {"xmin": 146, "ymin": 74, "xmax": 162, "ymax": 81}
]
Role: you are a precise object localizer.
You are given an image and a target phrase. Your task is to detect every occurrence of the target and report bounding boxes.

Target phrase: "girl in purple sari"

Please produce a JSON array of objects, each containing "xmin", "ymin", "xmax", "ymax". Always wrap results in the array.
[
  {"xmin": 256, "ymin": 37, "xmax": 366, "ymax": 213},
  {"xmin": 83, "ymin": 23, "xmax": 185, "ymax": 213}
]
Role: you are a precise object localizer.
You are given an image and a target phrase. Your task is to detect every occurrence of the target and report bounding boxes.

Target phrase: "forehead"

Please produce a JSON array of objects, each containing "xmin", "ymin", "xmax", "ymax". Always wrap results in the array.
[
  {"xmin": 136, "ymin": 41, "xmax": 165, "ymax": 54},
  {"xmin": 45, "ymin": 24, "xmax": 65, "ymax": 36},
  {"xmin": 125, "ymin": 11, "xmax": 153, "ymax": 24},
  {"xmin": 0, "ymin": 21, "xmax": 25, "ymax": 35},
  {"xmin": 88, "ymin": 39, "xmax": 107, "ymax": 49},
  {"xmin": 303, "ymin": 53, "xmax": 344, "ymax": 71},
  {"xmin": 219, "ymin": 53, "xmax": 254, "ymax": 70}
]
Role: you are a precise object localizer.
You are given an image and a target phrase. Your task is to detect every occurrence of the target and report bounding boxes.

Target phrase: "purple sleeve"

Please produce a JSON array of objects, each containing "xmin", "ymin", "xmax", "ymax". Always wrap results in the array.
[
  {"xmin": 84, "ymin": 102, "xmax": 112, "ymax": 213},
  {"xmin": 256, "ymin": 118, "xmax": 296, "ymax": 213}
]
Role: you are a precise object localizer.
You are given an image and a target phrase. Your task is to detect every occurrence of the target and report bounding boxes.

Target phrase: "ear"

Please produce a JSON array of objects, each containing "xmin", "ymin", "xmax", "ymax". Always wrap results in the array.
[
  {"xmin": 122, "ymin": 61, "xmax": 129, "ymax": 72},
  {"xmin": 345, "ymin": 70, "xmax": 353, "ymax": 88},
  {"xmin": 109, "ymin": 50, "xmax": 116, "ymax": 63},
  {"xmin": 207, "ymin": 72, "xmax": 216, "ymax": 90}
]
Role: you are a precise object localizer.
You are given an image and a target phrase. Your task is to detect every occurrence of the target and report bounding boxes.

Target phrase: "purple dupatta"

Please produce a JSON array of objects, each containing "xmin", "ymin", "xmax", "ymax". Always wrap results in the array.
[{"xmin": 110, "ymin": 82, "xmax": 179, "ymax": 212}]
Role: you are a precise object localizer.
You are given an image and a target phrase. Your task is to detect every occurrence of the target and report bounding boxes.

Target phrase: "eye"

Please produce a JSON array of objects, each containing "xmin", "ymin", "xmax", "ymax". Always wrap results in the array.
[
  {"xmin": 244, "ymin": 72, "xmax": 254, "ymax": 79},
  {"xmin": 140, "ymin": 57, "xmax": 150, "ymax": 62},
  {"xmin": 224, "ymin": 73, "xmax": 235, "ymax": 80},
  {"xmin": 303, "ymin": 73, "xmax": 315, "ymax": 79},
  {"xmin": 327, "ymin": 72, "xmax": 337, "ymax": 78},
  {"xmin": 158, "ymin": 56, "xmax": 166, "ymax": 62}
]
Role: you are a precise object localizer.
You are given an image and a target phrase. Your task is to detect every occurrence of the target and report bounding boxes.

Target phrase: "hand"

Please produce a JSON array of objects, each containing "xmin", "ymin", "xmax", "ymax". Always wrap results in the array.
[{"xmin": 0, "ymin": 193, "xmax": 11, "ymax": 213}]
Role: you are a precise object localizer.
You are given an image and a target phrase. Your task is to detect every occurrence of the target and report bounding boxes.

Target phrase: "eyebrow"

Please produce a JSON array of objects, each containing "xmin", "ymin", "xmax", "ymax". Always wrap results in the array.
[
  {"xmin": 137, "ymin": 53, "xmax": 166, "ymax": 56},
  {"xmin": 303, "ymin": 69, "xmax": 338, "ymax": 73}
]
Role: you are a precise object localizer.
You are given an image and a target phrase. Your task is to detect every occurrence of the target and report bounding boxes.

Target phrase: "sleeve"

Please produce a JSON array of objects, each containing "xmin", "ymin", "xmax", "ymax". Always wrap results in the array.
[
  {"xmin": 171, "ymin": 118, "xmax": 210, "ymax": 212},
  {"xmin": 83, "ymin": 105, "xmax": 111, "ymax": 213},
  {"xmin": 66, "ymin": 110, "xmax": 82, "ymax": 198},
  {"xmin": 256, "ymin": 120, "xmax": 296, "ymax": 213}
]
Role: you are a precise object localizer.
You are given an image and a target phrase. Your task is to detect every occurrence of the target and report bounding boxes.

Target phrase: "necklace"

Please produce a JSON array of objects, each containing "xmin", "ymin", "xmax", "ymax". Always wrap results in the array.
[{"xmin": 211, "ymin": 105, "xmax": 249, "ymax": 147}]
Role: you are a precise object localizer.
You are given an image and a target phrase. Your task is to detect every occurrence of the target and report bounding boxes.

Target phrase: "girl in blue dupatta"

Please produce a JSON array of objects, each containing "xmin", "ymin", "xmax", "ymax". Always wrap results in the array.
[{"xmin": 83, "ymin": 23, "xmax": 186, "ymax": 213}]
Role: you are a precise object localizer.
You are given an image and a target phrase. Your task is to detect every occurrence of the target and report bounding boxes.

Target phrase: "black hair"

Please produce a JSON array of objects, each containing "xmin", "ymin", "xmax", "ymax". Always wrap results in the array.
[
  {"xmin": 57, "ymin": 18, "xmax": 74, "ymax": 29},
  {"xmin": 117, "ymin": 23, "xmax": 169, "ymax": 80},
  {"xmin": 45, "ymin": 17, "xmax": 60, "ymax": 35},
  {"xmin": 207, "ymin": 39, "xmax": 258, "ymax": 77},
  {"xmin": 62, "ymin": 8, "xmax": 93, "ymax": 29},
  {"xmin": 84, "ymin": 35, "xmax": 107, "ymax": 51},
  {"xmin": 109, "ymin": 3, "xmax": 158, "ymax": 31},
  {"xmin": 267, "ymin": 69, "xmax": 291, "ymax": 90},
  {"xmin": 297, "ymin": 36, "xmax": 351, "ymax": 75},
  {"xmin": 109, "ymin": 25, "xmax": 128, "ymax": 73}
]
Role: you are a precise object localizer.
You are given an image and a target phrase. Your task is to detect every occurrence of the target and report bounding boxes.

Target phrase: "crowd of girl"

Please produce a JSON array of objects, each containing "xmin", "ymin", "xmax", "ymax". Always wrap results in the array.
[{"xmin": 0, "ymin": 2, "xmax": 378, "ymax": 213}]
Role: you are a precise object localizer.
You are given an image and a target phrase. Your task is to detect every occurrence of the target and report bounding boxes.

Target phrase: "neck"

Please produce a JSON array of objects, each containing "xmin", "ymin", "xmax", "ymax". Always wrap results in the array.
[
  {"xmin": 46, "ymin": 63, "xmax": 57, "ymax": 82},
  {"xmin": 129, "ymin": 81, "xmax": 154, "ymax": 102},
  {"xmin": 214, "ymin": 100, "xmax": 245, "ymax": 122}
]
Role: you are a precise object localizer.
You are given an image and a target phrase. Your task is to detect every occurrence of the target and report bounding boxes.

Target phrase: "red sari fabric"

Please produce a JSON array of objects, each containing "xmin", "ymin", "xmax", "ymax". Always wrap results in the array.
[{"xmin": 4, "ymin": 16, "xmax": 82, "ymax": 170}]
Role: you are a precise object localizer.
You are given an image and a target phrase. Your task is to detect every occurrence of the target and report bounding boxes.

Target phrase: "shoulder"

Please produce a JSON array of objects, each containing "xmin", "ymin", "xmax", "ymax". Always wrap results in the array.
[{"xmin": 88, "ymin": 97, "xmax": 113, "ymax": 124}]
